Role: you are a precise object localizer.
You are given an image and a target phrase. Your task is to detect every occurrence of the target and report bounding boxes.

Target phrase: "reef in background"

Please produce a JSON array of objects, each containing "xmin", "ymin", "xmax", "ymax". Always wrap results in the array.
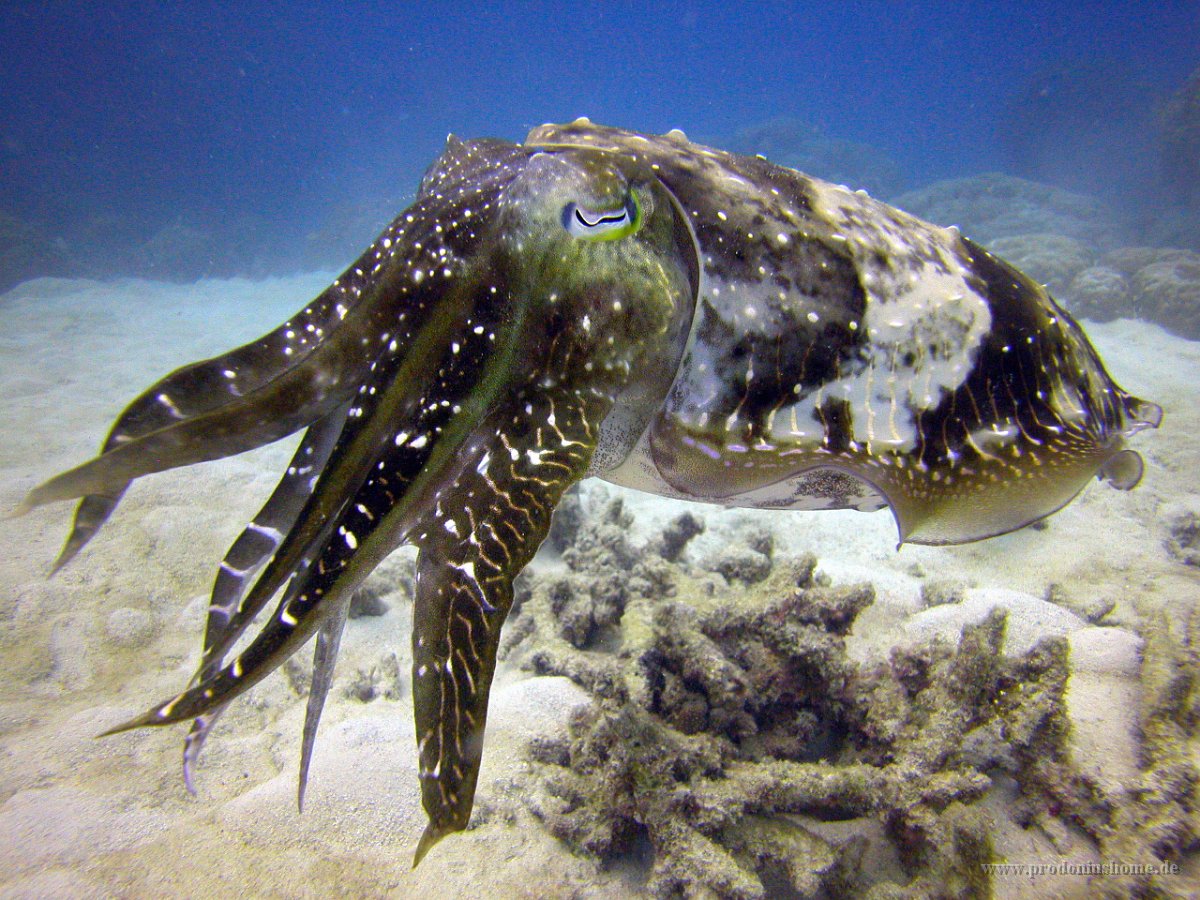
[
  {"xmin": 725, "ymin": 117, "xmax": 908, "ymax": 201},
  {"xmin": 1161, "ymin": 65, "xmax": 1200, "ymax": 209},
  {"xmin": 501, "ymin": 493, "xmax": 1198, "ymax": 899},
  {"xmin": 892, "ymin": 173, "xmax": 1123, "ymax": 249},
  {"xmin": 890, "ymin": 171, "xmax": 1200, "ymax": 341}
]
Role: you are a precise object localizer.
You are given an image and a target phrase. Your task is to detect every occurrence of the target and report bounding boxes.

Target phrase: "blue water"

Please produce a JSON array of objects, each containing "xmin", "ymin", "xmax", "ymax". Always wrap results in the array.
[{"xmin": 1, "ymin": 1, "xmax": 1196, "ymax": 281}]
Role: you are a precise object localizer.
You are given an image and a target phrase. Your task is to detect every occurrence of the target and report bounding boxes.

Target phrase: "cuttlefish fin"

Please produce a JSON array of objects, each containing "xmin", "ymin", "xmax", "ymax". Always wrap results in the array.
[{"xmin": 411, "ymin": 387, "xmax": 609, "ymax": 866}]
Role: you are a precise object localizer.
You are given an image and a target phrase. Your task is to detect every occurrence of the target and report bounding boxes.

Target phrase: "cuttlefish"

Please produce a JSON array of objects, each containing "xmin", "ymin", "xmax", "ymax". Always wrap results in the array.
[{"xmin": 15, "ymin": 119, "xmax": 1161, "ymax": 863}]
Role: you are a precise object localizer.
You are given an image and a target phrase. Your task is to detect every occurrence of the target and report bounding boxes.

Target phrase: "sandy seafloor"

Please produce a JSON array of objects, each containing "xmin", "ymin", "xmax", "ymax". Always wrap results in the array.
[{"xmin": 0, "ymin": 273, "xmax": 1197, "ymax": 899}]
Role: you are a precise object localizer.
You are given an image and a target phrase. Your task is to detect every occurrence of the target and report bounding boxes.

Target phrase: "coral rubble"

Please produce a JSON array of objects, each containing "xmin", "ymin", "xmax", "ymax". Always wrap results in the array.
[
  {"xmin": 504, "ymin": 493, "xmax": 1199, "ymax": 897},
  {"xmin": 504, "ymin": 497, "xmax": 1131, "ymax": 898},
  {"xmin": 1055, "ymin": 605, "xmax": 1200, "ymax": 899}
]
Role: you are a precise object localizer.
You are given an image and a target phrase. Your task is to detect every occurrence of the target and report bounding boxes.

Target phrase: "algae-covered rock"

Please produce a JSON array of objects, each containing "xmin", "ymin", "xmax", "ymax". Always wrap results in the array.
[
  {"xmin": 653, "ymin": 512, "xmax": 705, "ymax": 563},
  {"xmin": 1129, "ymin": 251, "xmax": 1200, "ymax": 340},
  {"xmin": 348, "ymin": 583, "xmax": 389, "ymax": 619},
  {"xmin": 1162, "ymin": 496, "xmax": 1200, "ymax": 568},
  {"xmin": 1059, "ymin": 246, "xmax": 1200, "ymax": 339},
  {"xmin": 547, "ymin": 484, "xmax": 587, "ymax": 553},
  {"xmin": 345, "ymin": 651, "xmax": 404, "ymax": 703}
]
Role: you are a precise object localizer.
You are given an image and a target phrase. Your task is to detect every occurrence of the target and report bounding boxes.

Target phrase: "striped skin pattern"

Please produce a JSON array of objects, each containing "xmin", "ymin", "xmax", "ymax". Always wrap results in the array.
[{"xmin": 16, "ymin": 120, "xmax": 1158, "ymax": 862}]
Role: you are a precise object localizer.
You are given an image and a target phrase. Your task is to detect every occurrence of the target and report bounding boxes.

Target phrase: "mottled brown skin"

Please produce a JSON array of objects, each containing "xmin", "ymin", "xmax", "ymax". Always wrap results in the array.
[{"xmin": 15, "ymin": 120, "xmax": 1158, "ymax": 862}]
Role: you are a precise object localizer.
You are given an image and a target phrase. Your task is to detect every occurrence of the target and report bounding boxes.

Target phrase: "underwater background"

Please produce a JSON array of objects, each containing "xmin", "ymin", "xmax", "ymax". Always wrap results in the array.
[{"xmin": 1, "ymin": 2, "xmax": 1198, "ymax": 898}]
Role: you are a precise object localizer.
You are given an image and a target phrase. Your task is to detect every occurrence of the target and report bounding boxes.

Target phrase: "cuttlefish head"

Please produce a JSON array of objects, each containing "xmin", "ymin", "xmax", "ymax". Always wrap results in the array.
[{"xmin": 402, "ymin": 145, "xmax": 701, "ymax": 861}]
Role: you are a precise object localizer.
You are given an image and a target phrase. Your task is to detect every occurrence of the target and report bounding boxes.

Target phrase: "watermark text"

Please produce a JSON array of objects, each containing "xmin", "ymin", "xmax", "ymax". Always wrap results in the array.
[{"xmin": 983, "ymin": 861, "xmax": 1180, "ymax": 877}]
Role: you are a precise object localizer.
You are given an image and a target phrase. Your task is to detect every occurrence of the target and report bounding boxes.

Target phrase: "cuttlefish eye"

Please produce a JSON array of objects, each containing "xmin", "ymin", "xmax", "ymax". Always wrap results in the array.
[{"xmin": 560, "ymin": 190, "xmax": 642, "ymax": 241}]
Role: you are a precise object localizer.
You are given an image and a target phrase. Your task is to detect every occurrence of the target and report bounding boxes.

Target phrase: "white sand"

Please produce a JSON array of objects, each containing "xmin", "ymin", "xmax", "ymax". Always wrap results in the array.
[{"xmin": 0, "ymin": 275, "xmax": 1196, "ymax": 897}]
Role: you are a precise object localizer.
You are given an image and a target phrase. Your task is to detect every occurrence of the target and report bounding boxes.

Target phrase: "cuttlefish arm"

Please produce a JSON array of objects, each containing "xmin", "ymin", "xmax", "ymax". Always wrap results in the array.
[
  {"xmin": 103, "ymin": 243, "xmax": 540, "ymax": 750},
  {"xmin": 176, "ymin": 266, "xmax": 499, "ymax": 786},
  {"xmin": 183, "ymin": 402, "xmax": 351, "ymax": 787},
  {"xmin": 42, "ymin": 274, "xmax": 374, "ymax": 572},
  {"xmin": 16, "ymin": 138, "xmax": 528, "ymax": 550},
  {"xmin": 17, "ymin": 268, "xmax": 396, "ymax": 514},
  {"xmin": 410, "ymin": 385, "xmax": 609, "ymax": 864},
  {"xmin": 103, "ymin": 318, "xmax": 615, "ymax": 851}
]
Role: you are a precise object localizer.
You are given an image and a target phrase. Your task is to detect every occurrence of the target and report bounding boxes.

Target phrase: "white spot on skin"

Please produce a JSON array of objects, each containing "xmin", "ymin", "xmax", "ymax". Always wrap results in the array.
[{"xmin": 156, "ymin": 393, "xmax": 182, "ymax": 418}]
